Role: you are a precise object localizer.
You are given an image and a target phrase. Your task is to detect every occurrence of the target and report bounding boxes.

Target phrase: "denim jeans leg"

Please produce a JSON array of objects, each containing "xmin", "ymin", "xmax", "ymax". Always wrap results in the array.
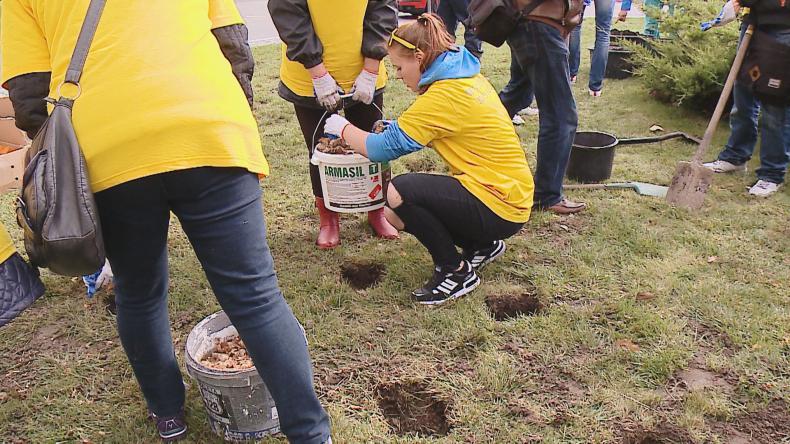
[
  {"xmin": 643, "ymin": 0, "xmax": 662, "ymax": 38},
  {"xmin": 589, "ymin": 0, "xmax": 615, "ymax": 92},
  {"xmin": 718, "ymin": 82, "xmax": 759, "ymax": 165},
  {"xmin": 167, "ymin": 168, "xmax": 330, "ymax": 444},
  {"xmin": 756, "ymin": 102, "xmax": 790, "ymax": 184},
  {"xmin": 507, "ymin": 21, "xmax": 578, "ymax": 207},
  {"xmin": 569, "ymin": 23, "xmax": 583, "ymax": 78},
  {"xmin": 94, "ymin": 175, "xmax": 184, "ymax": 418},
  {"xmin": 499, "ymin": 46, "xmax": 535, "ymax": 117}
]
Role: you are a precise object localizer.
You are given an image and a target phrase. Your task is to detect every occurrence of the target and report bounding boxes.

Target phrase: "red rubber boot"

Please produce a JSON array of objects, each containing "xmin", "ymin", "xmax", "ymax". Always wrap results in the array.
[
  {"xmin": 315, "ymin": 197, "xmax": 340, "ymax": 249},
  {"xmin": 368, "ymin": 208, "xmax": 399, "ymax": 239}
]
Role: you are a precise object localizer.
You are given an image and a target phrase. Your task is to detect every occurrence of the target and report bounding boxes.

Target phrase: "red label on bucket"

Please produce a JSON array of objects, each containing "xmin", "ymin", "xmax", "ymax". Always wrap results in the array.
[{"xmin": 369, "ymin": 184, "xmax": 382, "ymax": 199}]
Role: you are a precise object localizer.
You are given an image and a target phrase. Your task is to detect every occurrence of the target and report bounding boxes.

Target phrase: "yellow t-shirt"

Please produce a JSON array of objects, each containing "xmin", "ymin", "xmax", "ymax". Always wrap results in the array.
[
  {"xmin": 397, "ymin": 74, "xmax": 535, "ymax": 223},
  {"xmin": 279, "ymin": 0, "xmax": 387, "ymax": 97},
  {"xmin": 0, "ymin": 224, "xmax": 15, "ymax": 263},
  {"xmin": 1, "ymin": 0, "xmax": 268, "ymax": 193}
]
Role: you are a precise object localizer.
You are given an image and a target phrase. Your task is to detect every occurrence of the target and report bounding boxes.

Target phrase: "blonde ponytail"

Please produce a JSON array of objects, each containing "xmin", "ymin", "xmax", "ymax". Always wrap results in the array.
[{"xmin": 389, "ymin": 13, "xmax": 457, "ymax": 71}]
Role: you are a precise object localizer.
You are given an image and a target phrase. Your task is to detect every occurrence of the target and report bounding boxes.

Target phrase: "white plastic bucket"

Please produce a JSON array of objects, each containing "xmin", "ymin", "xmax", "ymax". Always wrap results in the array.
[
  {"xmin": 185, "ymin": 311, "xmax": 280, "ymax": 442},
  {"xmin": 311, "ymin": 150, "xmax": 386, "ymax": 213}
]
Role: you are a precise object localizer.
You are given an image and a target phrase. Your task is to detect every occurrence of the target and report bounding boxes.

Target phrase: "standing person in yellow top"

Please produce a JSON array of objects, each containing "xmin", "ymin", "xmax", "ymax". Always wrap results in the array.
[
  {"xmin": 268, "ymin": 0, "xmax": 399, "ymax": 249},
  {"xmin": 1, "ymin": 1, "xmax": 332, "ymax": 442},
  {"xmin": 324, "ymin": 15, "xmax": 535, "ymax": 305}
]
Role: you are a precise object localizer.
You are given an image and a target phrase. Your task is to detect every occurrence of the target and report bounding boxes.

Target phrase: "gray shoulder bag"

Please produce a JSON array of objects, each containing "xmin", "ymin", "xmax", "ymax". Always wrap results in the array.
[{"xmin": 16, "ymin": 0, "xmax": 106, "ymax": 277}]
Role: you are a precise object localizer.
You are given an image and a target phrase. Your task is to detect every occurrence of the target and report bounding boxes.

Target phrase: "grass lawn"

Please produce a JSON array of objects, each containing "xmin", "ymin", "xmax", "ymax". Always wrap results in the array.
[{"xmin": 1, "ymin": 19, "xmax": 788, "ymax": 444}]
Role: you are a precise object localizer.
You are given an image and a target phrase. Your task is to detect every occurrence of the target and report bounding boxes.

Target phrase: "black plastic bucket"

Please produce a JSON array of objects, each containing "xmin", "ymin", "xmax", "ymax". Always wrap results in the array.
[{"xmin": 566, "ymin": 131, "xmax": 618, "ymax": 183}]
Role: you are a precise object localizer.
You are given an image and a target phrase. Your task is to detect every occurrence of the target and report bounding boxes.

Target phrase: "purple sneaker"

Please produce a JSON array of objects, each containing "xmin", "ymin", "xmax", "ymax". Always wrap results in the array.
[{"xmin": 149, "ymin": 410, "xmax": 187, "ymax": 442}]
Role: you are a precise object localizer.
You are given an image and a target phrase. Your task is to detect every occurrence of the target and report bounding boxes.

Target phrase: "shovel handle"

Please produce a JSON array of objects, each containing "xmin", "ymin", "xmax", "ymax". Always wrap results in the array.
[
  {"xmin": 618, "ymin": 132, "xmax": 699, "ymax": 145},
  {"xmin": 691, "ymin": 24, "xmax": 754, "ymax": 164},
  {"xmin": 563, "ymin": 184, "xmax": 609, "ymax": 190}
]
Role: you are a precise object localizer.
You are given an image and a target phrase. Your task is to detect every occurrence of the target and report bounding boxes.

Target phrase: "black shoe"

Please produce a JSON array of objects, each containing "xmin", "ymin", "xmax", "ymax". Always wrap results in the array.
[
  {"xmin": 463, "ymin": 240, "xmax": 506, "ymax": 271},
  {"xmin": 412, "ymin": 261, "xmax": 480, "ymax": 306},
  {"xmin": 149, "ymin": 410, "xmax": 187, "ymax": 442}
]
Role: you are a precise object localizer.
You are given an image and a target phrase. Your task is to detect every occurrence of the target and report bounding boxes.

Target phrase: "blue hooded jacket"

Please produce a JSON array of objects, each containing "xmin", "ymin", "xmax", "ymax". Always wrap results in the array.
[{"xmin": 365, "ymin": 47, "xmax": 481, "ymax": 162}]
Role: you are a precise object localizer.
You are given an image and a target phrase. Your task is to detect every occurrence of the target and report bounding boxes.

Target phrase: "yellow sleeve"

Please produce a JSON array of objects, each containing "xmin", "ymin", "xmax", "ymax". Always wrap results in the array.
[
  {"xmin": 396, "ymin": 87, "xmax": 460, "ymax": 147},
  {"xmin": 1, "ymin": 0, "xmax": 51, "ymax": 85},
  {"xmin": 208, "ymin": 0, "xmax": 245, "ymax": 29},
  {"xmin": 0, "ymin": 224, "xmax": 16, "ymax": 263}
]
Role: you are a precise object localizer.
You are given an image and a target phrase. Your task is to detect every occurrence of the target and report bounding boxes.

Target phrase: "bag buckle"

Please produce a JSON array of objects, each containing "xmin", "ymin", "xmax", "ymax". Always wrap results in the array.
[{"xmin": 56, "ymin": 81, "xmax": 82, "ymax": 101}]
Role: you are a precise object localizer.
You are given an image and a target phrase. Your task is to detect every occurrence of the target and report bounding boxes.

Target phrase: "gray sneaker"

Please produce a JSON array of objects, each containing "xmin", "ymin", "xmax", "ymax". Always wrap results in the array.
[{"xmin": 703, "ymin": 159, "xmax": 747, "ymax": 173}]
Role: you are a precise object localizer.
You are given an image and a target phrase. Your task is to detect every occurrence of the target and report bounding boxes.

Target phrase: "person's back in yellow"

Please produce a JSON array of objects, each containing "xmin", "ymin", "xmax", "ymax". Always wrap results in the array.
[
  {"xmin": 1, "ymin": 0, "xmax": 267, "ymax": 192},
  {"xmin": 0, "ymin": 2, "xmax": 332, "ymax": 441}
]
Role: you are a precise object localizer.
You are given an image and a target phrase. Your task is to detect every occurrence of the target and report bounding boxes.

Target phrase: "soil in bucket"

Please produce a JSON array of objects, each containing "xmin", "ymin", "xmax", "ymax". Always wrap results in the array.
[
  {"xmin": 340, "ymin": 261, "xmax": 385, "ymax": 290},
  {"xmin": 376, "ymin": 381, "xmax": 451, "ymax": 437},
  {"xmin": 186, "ymin": 311, "xmax": 280, "ymax": 442}
]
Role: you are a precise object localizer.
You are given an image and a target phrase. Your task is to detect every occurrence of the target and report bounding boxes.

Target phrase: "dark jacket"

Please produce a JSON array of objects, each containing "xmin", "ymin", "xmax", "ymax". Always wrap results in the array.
[
  {"xmin": 268, "ymin": 0, "xmax": 398, "ymax": 108},
  {"xmin": 514, "ymin": 0, "xmax": 584, "ymax": 34},
  {"xmin": 5, "ymin": 24, "xmax": 255, "ymax": 138},
  {"xmin": 741, "ymin": 0, "xmax": 790, "ymax": 28}
]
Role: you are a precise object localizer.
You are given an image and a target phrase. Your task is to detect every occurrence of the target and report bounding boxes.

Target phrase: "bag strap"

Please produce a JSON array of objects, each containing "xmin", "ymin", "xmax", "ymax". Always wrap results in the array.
[
  {"xmin": 518, "ymin": 0, "xmax": 549, "ymax": 18},
  {"xmin": 63, "ymin": 0, "xmax": 107, "ymax": 87}
]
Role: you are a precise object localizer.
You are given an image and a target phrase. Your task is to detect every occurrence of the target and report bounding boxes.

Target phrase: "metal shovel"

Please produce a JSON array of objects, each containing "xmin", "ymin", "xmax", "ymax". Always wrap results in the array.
[
  {"xmin": 665, "ymin": 24, "xmax": 755, "ymax": 210},
  {"xmin": 564, "ymin": 182, "xmax": 668, "ymax": 198}
]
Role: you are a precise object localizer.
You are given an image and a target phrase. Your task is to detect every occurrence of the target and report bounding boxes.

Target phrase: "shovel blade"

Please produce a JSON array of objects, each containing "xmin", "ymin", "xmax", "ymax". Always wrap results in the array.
[
  {"xmin": 666, "ymin": 161, "xmax": 713, "ymax": 210},
  {"xmin": 630, "ymin": 182, "xmax": 669, "ymax": 198}
]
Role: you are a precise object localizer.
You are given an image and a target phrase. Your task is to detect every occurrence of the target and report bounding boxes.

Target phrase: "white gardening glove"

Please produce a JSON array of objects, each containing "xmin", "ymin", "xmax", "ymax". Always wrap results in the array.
[
  {"xmin": 351, "ymin": 69, "xmax": 378, "ymax": 105},
  {"xmin": 324, "ymin": 114, "xmax": 351, "ymax": 139},
  {"xmin": 95, "ymin": 259, "xmax": 114, "ymax": 290},
  {"xmin": 312, "ymin": 72, "xmax": 342, "ymax": 111}
]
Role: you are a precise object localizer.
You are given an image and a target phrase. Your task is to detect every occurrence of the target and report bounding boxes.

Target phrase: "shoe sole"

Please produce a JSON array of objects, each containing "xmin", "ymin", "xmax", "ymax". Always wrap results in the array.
[
  {"xmin": 416, "ymin": 274, "xmax": 481, "ymax": 306},
  {"xmin": 471, "ymin": 242, "xmax": 506, "ymax": 271},
  {"xmin": 160, "ymin": 427, "xmax": 187, "ymax": 443}
]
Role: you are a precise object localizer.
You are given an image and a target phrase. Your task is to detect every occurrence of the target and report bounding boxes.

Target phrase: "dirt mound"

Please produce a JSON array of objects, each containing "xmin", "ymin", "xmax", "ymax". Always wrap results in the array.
[
  {"xmin": 485, "ymin": 292, "xmax": 544, "ymax": 321},
  {"xmin": 341, "ymin": 261, "xmax": 385, "ymax": 290},
  {"xmin": 717, "ymin": 400, "xmax": 790, "ymax": 443},
  {"xmin": 377, "ymin": 381, "xmax": 450, "ymax": 437},
  {"xmin": 623, "ymin": 423, "xmax": 693, "ymax": 443}
]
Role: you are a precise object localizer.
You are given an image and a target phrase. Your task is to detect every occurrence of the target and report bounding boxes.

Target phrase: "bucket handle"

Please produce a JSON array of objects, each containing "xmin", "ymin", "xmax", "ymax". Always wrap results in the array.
[{"xmin": 310, "ymin": 96, "xmax": 386, "ymax": 151}]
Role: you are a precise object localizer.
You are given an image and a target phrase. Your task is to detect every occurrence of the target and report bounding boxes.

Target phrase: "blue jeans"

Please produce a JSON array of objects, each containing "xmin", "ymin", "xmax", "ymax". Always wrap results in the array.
[
  {"xmin": 95, "ymin": 167, "xmax": 331, "ymax": 444},
  {"xmin": 717, "ymin": 28, "xmax": 790, "ymax": 184},
  {"xmin": 499, "ymin": 21, "xmax": 578, "ymax": 207},
  {"xmin": 569, "ymin": 20, "xmax": 583, "ymax": 78},
  {"xmin": 588, "ymin": 0, "xmax": 615, "ymax": 92},
  {"xmin": 501, "ymin": 46, "xmax": 535, "ymax": 117},
  {"xmin": 438, "ymin": 0, "xmax": 483, "ymax": 56}
]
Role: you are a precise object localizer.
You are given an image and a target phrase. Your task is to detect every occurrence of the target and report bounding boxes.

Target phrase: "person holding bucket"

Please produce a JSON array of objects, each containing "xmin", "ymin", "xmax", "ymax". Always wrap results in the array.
[
  {"xmin": 1, "ymin": 1, "xmax": 332, "ymax": 442},
  {"xmin": 268, "ymin": 0, "xmax": 400, "ymax": 249},
  {"xmin": 323, "ymin": 15, "xmax": 535, "ymax": 305}
]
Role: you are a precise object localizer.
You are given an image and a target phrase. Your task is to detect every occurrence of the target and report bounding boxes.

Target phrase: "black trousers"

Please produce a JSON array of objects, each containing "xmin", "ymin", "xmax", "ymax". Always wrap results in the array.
[
  {"xmin": 391, "ymin": 173, "xmax": 524, "ymax": 270},
  {"xmin": 294, "ymin": 95, "xmax": 385, "ymax": 197}
]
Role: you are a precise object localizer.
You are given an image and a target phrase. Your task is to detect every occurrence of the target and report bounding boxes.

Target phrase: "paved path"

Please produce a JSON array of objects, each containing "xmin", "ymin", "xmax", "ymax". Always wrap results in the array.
[{"xmin": 237, "ymin": 0, "xmax": 280, "ymax": 46}]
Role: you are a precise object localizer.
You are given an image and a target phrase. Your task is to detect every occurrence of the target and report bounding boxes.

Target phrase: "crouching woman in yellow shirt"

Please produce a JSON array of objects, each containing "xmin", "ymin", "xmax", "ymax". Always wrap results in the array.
[{"xmin": 324, "ymin": 15, "xmax": 535, "ymax": 306}]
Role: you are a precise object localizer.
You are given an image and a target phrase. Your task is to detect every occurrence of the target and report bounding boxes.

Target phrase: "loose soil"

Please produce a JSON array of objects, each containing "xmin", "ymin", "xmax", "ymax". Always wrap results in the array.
[
  {"xmin": 485, "ymin": 292, "xmax": 544, "ymax": 321},
  {"xmin": 714, "ymin": 400, "xmax": 790, "ymax": 443},
  {"xmin": 315, "ymin": 137, "xmax": 351, "ymax": 155},
  {"xmin": 200, "ymin": 335, "xmax": 253, "ymax": 371},
  {"xmin": 340, "ymin": 261, "xmax": 385, "ymax": 290},
  {"xmin": 675, "ymin": 367, "xmax": 732, "ymax": 392},
  {"xmin": 623, "ymin": 423, "xmax": 693, "ymax": 444},
  {"xmin": 376, "ymin": 381, "xmax": 450, "ymax": 437}
]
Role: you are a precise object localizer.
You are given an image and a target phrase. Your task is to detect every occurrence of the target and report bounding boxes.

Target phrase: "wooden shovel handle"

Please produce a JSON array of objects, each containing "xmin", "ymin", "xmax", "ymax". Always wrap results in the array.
[
  {"xmin": 691, "ymin": 25, "xmax": 755, "ymax": 164},
  {"xmin": 563, "ymin": 184, "xmax": 609, "ymax": 190}
]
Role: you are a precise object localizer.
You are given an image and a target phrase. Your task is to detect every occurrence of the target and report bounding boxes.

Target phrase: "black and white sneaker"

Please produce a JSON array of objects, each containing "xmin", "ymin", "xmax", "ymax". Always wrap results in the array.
[
  {"xmin": 463, "ymin": 240, "xmax": 506, "ymax": 271},
  {"xmin": 412, "ymin": 261, "xmax": 481, "ymax": 306}
]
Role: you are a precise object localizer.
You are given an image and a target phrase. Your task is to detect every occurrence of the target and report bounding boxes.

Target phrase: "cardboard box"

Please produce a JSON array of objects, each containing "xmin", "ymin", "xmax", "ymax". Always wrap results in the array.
[{"xmin": 0, "ymin": 97, "xmax": 30, "ymax": 194}]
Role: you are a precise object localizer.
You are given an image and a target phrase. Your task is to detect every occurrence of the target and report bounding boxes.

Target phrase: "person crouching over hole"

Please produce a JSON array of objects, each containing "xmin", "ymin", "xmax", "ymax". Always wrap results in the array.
[{"xmin": 323, "ymin": 14, "xmax": 535, "ymax": 306}]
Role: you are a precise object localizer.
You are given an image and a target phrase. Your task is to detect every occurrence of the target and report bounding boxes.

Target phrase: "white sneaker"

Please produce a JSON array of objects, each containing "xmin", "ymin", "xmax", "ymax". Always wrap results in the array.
[
  {"xmin": 512, "ymin": 115, "xmax": 526, "ymax": 126},
  {"xmin": 703, "ymin": 159, "xmax": 747, "ymax": 173},
  {"xmin": 748, "ymin": 180, "xmax": 780, "ymax": 197},
  {"xmin": 518, "ymin": 107, "xmax": 539, "ymax": 117},
  {"xmin": 589, "ymin": 89, "xmax": 602, "ymax": 97}
]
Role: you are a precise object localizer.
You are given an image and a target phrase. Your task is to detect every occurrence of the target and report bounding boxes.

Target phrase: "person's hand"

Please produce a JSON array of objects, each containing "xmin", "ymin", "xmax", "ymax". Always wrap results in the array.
[
  {"xmin": 312, "ymin": 72, "xmax": 342, "ymax": 111},
  {"xmin": 617, "ymin": 10, "xmax": 629, "ymax": 22},
  {"xmin": 351, "ymin": 69, "xmax": 378, "ymax": 105},
  {"xmin": 324, "ymin": 114, "xmax": 350, "ymax": 139},
  {"xmin": 732, "ymin": 0, "xmax": 741, "ymax": 13},
  {"xmin": 95, "ymin": 260, "xmax": 113, "ymax": 291}
]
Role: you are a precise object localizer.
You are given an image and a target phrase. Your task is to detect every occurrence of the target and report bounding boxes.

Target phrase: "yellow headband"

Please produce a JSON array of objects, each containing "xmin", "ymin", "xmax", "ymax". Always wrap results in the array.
[{"xmin": 388, "ymin": 30, "xmax": 417, "ymax": 50}]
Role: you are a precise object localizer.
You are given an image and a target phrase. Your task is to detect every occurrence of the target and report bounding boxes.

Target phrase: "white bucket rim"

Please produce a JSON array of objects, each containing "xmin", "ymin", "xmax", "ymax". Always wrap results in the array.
[
  {"xmin": 311, "ymin": 149, "xmax": 372, "ymax": 166},
  {"xmin": 185, "ymin": 311, "xmax": 259, "ymax": 378}
]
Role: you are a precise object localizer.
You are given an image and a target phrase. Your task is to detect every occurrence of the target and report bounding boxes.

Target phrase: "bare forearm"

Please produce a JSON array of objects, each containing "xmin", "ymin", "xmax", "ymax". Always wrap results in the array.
[{"xmin": 363, "ymin": 57, "xmax": 380, "ymax": 74}]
